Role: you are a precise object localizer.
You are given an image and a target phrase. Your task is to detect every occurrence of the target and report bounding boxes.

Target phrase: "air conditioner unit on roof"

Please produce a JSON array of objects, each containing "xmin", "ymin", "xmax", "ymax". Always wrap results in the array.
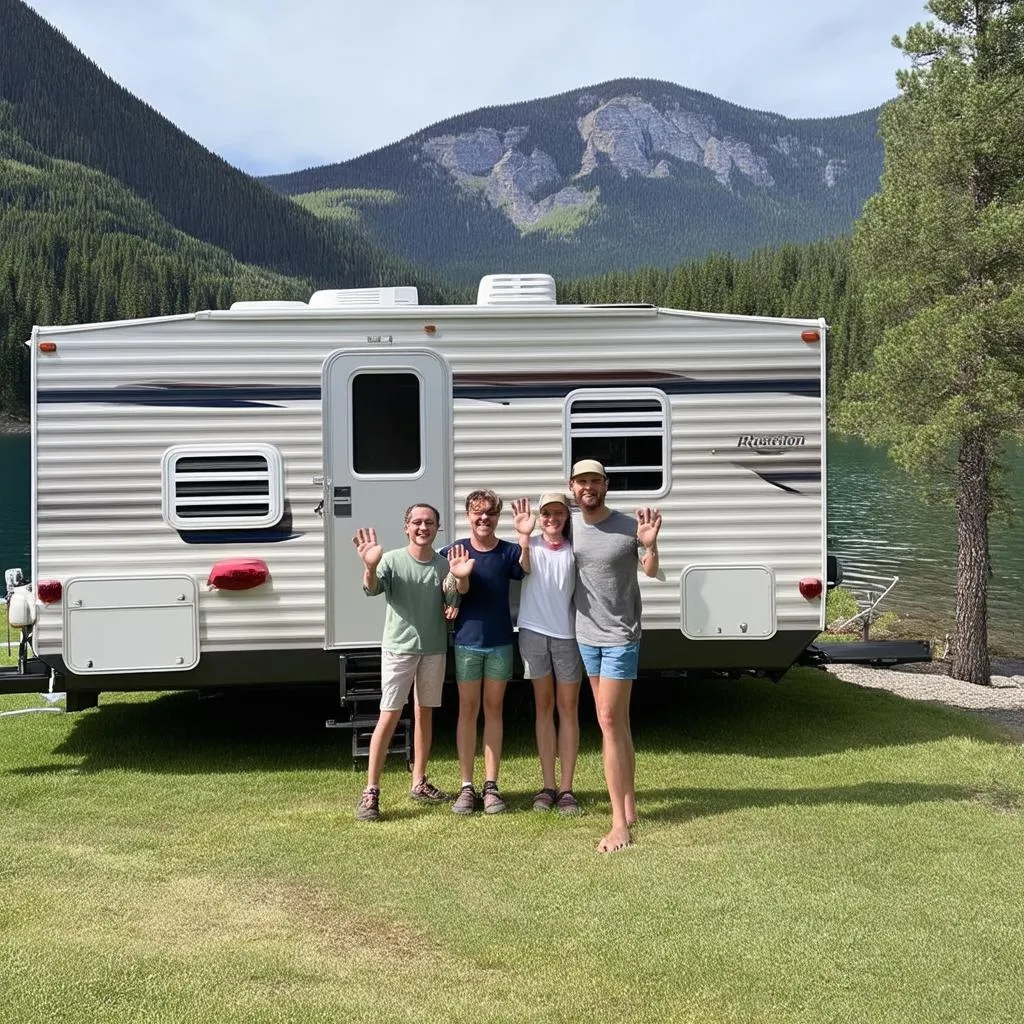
[
  {"xmin": 477, "ymin": 273, "xmax": 557, "ymax": 307},
  {"xmin": 308, "ymin": 287, "xmax": 419, "ymax": 308},
  {"xmin": 229, "ymin": 300, "xmax": 309, "ymax": 310}
]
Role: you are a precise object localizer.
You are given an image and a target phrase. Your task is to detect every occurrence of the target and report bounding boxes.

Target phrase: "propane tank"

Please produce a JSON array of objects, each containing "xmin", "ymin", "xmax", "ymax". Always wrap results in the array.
[{"xmin": 7, "ymin": 584, "xmax": 36, "ymax": 628}]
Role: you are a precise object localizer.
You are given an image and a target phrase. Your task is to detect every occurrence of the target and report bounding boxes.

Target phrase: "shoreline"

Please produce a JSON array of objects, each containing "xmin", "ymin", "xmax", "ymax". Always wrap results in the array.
[
  {"xmin": 0, "ymin": 415, "xmax": 30, "ymax": 435},
  {"xmin": 824, "ymin": 655, "xmax": 1024, "ymax": 740}
]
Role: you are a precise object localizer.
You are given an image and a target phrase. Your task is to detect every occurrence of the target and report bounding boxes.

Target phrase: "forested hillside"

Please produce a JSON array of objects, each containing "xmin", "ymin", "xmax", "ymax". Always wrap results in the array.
[
  {"xmin": 0, "ymin": 0, "xmax": 433, "ymax": 291},
  {"xmin": 556, "ymin": 236, "xmax": 869, "ymax": 391},
  {"xmin": 0, "ymin": 126, "xmax": 314, "ymax": 416}
]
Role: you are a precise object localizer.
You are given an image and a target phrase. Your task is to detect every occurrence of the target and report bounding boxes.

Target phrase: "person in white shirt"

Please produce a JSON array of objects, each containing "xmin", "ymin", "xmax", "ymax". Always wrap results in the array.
[{"xmin": 515, "ymin": 492, "xmax": 583, "ymax": 815}]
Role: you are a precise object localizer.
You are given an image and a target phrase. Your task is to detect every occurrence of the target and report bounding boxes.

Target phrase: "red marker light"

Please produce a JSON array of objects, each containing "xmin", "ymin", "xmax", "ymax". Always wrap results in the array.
[
  {"xmin": 37, "ymin": 580, "xmax": 63, "ymax": 603},
  {"xmin": 800, "ymin": 330, "xmax": 820, "ymax": 344},
  {"xmin": 798, "ymin": 577, "xmax": 823, "ymax": 600},
  {"xmin": 39, "ymin": 342, "xmax": 58, "ymax": 353}
]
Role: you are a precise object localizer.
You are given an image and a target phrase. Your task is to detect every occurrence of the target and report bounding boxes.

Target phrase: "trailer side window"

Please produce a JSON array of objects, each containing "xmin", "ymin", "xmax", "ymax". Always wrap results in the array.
[
  {"xmin": 351, "ymin": 372, "xmax": 421, "ymax": 475},
  {"xmin": 565, "ymin": 389, "xmax": 669, "ymax": 494},
  {"xmin": 161, "ymin": 444, "xmax": 284, "ymax": 530}
]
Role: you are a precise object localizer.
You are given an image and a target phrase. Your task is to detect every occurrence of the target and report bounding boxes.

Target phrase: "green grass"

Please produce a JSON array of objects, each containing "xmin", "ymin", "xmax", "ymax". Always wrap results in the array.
[{"xmin": 2, "ymin": 671, "xmax": 1023, "ymax": 1023}]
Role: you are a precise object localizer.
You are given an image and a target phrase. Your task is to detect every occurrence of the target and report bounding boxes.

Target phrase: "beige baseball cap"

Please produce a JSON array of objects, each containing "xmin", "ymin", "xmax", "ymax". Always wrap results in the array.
[
  {"xmin": 570, "ymin": 459, "xmax": 606, "ymax": 479},
  {"xmin": 538, "ymin": 492, "xmax": 570, "ymax": 511}
]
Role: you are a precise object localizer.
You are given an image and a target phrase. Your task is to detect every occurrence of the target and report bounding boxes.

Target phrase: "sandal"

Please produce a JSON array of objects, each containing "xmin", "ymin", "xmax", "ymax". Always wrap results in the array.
[
  {"xmin": 555, "ymin": 790, "xmax": 581, "ymax": 816},
  {"xmin": 532, "ymin": 787, "xmax": 557, "ymax": 811}
]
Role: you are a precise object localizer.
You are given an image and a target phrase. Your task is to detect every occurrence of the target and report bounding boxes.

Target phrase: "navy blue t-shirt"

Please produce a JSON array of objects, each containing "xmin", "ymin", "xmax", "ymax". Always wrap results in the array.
[{"xmin": 441, "ymin": 538, "xmax": 525, "ymax": 648}]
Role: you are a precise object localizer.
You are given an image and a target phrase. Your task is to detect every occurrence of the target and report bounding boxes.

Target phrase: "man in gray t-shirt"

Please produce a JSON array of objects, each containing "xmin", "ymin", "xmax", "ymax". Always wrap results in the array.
[{"xmin": 569, "ymin": 459, "xmax": 662, "ymax": 854}]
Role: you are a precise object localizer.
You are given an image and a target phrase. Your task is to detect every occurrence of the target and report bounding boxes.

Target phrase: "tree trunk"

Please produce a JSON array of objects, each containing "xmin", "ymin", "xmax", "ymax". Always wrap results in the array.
[{"xmin": 951, "ymin": 430, "xmax": 991, "ymax": 684}]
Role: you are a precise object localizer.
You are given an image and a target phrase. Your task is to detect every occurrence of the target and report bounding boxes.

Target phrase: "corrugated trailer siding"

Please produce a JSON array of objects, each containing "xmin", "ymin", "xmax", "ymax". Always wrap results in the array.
[
  {"xmin": 33, "ymin": 400, "xmax": 324, "ymax": 654},
  {"xmin": 32, "ymin": 304, "xmax": 823, "ymax": 655}
]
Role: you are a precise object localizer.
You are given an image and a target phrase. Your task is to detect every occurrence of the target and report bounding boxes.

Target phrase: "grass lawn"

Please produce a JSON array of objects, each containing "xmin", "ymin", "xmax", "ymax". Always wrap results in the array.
[{"xmin": 1, "ymin": 670, "xmax": 1023, "ymax": 1023}]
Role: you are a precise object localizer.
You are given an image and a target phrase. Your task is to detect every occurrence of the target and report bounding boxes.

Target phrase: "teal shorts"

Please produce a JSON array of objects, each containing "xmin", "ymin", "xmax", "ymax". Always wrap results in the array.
[{"xmin": 454, "ymin": 644, "xmax": 514, "ymax": 683}]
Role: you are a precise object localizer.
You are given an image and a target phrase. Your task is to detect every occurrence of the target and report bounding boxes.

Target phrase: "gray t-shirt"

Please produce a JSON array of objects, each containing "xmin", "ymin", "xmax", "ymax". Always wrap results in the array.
[{"xmin": 572, "ymin": 509, "xmax": 642, "ymax": 645}]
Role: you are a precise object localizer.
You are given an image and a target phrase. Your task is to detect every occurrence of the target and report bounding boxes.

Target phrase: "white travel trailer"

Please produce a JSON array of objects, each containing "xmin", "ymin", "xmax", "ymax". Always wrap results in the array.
[{"xmin": 5, "ymin": 274, "xmax": 831, "ymax": 709}]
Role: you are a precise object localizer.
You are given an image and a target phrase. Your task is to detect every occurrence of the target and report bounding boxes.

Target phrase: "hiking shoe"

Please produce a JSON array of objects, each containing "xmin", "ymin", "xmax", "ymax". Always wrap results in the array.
[
  {"xmin": 555, "ymin": 790, "xmax": 581, "ymax": 816},
  {"xmin": 355, "ymin": 786, "xmax": 381, "ymax": 822},
  {"xmin": 532, "ymin": 787, "xmax": 557, "ymax": 811},
  {"xmin": 452, "ymin": 784, "xmax": 479, "ymax": 815},
  {"xmin": 410, "ymin": 777, "xmax": 451, "ymax": 803},
  {"xmin": 482, "ymin": 781, "xmax": 506, "ymax": 815}
]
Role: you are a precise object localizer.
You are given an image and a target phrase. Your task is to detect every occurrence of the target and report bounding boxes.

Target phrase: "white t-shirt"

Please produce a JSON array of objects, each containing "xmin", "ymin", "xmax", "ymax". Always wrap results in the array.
[{"xmin": 516, "ymin": 535, "xmax": 576, "ymax": 639}]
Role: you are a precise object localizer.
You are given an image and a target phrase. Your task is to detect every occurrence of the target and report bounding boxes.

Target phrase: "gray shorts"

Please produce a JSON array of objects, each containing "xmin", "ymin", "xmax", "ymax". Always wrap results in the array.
[
  {"xmin": 379, "ymin": 651, "xmax": 446, "ymax": 711},
  {"xmin": 518, "ymin": 629, "xmax": 583, "ymax": 683}
]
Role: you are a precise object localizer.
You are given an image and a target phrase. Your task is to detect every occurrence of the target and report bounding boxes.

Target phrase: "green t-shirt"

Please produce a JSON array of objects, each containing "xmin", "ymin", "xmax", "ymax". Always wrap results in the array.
[{"xmin": 364, "ymin": 547, "xmax": 452, "ymax": 654}]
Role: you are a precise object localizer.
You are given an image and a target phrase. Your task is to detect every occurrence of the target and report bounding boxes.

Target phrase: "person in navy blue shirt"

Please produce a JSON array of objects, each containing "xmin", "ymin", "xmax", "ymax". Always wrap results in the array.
[{"xmin": 441, "ymin": 489, "xmax": 531, "ymax": 814}]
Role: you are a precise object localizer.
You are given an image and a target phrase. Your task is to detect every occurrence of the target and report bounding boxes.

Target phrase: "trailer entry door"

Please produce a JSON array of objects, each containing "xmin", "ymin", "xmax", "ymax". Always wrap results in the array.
[{"xmin": 322, "ymin": 349, "xmax": 452, "ymax": 648}]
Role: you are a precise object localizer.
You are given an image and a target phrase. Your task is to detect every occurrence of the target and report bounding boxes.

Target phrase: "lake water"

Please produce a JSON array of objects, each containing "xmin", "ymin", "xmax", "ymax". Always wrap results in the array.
[{"xmin": 1, "ymin": 431, "xmax": 1021, "ymax": 649}]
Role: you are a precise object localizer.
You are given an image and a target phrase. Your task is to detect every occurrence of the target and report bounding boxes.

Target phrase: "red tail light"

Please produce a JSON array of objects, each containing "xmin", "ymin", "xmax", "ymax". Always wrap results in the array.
[
  {"xmin": 798, "ymin": 577, "xmax": 823, "ymax": 600},
  {"xmin": 37, "ymin": 580, "xmax": 63, "ymax": 603},
  {"xmin": 208, "ymin": 559, "xmax": 270, "ymax": 591}
]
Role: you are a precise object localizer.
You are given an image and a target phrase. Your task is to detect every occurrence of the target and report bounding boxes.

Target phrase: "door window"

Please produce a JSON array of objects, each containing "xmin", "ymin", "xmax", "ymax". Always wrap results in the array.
[{"xmin": 351, "ymin": 372, "xmax": 422, "ymax": 475}]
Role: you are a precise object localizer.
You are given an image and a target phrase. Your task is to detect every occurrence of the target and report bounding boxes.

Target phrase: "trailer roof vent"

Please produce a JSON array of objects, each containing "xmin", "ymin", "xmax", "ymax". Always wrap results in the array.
[
  {"xmin": 477, "ymin": 274, "xmax": 557, "ymax": 307},
  {"xmin": 228, "ymin": 300, "xmax": 309, "ymax": 311},
  {"xmin": 308, "ymin": 287, "xmax": 419, "ymax": 309}
]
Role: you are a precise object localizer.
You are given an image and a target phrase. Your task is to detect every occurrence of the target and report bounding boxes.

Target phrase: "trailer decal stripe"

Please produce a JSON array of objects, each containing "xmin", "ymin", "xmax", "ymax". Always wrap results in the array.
[
  {"xmin": 749, "ymin": 470, "xmax": 822, "ymax": 494},
  {"xmin": 39, "ymin": 376, "xmax": 820, "ymax": 406}
]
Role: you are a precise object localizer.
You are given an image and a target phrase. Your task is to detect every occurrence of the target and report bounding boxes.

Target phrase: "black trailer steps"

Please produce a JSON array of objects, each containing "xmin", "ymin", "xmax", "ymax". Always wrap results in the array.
[
  {"xmin": 326, "ymin": 654, "xmax": 412, "ymax": 769},
  {"xmin": 803, "ymin": 639, "xmax": 932, "ymax": 667}
]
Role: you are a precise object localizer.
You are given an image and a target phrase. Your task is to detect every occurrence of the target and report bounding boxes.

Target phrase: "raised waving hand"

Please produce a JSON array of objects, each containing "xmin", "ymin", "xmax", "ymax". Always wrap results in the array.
[
  {"xmin": 511, "ymin": 496, "xmax": 536, "ymax": 537},
  {"xmin": 635, "ymin": 507, "xmax": 663, "ymax": 550},
  {"xmin": 446, "ymin": 543, "xmax": 475, "ymax": 579},
  {"xmin": 352, "ymin": 527, "xmax": 383, "ymax": 569}
]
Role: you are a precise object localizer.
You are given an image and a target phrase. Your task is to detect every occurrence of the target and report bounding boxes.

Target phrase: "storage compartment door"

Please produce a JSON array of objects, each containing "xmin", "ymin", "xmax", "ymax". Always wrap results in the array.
[
  {"xmin": 681, "ymin": 565, "xmax": 776, "ymax": 640},
  {"xmin": 64, "ymin": 576, "xmax": 200, "ymax": 674}
]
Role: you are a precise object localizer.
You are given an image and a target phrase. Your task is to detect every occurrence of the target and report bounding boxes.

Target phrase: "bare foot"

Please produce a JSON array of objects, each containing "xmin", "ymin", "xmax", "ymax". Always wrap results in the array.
[{"xmin": 597, "ymin": 827, "xmax": 634, "ymax": 853}]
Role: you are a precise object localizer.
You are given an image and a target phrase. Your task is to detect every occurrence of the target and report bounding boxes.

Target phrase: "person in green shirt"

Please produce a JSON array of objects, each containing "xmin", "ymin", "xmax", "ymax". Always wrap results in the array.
[{"xmin": 352, "ymin": 503, "xmax": 473, "ymax": 822}]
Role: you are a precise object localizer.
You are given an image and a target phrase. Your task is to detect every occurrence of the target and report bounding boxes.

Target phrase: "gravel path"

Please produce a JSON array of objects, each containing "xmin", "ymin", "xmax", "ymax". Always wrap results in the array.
[{"xmin": 823, "ymin": 656, "xmax": 1024, "ymax": 739}]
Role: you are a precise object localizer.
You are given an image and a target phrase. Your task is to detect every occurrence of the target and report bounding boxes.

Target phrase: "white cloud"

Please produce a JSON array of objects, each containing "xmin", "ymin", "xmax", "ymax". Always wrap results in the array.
[{"xmin": 24, "ymin": 0, "xmax": 930, "ymax": 174}]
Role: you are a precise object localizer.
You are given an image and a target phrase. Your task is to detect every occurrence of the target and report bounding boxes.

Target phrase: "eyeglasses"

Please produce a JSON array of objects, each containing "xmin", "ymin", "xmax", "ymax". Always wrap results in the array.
[{"xmin": 469, "ymin": 507, "xmax": 499, "ymax": 517}]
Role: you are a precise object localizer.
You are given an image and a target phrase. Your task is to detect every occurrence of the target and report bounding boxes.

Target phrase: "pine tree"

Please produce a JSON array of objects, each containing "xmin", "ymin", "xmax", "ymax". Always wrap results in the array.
[{"xmin": 845, "ymin": 0, "xmax": 1024, "ymax": 683}]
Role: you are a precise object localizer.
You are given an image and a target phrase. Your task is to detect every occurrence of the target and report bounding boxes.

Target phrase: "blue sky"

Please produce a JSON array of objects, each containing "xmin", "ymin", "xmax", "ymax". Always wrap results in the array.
[{"xmin": 26, "ymin": 0, "xmax": 933, "ymax": 176}]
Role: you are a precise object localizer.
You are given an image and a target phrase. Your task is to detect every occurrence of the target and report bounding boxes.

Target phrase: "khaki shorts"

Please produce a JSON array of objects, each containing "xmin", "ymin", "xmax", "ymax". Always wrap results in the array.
[
  {"xmin": 518, "ymin": 629, "xmax": 583, "ymax": 683},
  {"xmin": 379, "ymin": 651, "xmax": 446, "ymax": 711}
]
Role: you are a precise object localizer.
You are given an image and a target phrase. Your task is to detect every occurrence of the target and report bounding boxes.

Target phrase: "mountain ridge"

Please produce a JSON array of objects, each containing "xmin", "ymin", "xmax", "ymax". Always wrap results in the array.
[{"xmin": 263, "ymin": 77, "xmax": 883, "ymax": 284}]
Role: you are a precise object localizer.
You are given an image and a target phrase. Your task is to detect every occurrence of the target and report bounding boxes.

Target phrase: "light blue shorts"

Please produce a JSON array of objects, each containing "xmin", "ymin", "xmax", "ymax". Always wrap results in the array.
[
  {"xmin": 454, "ymin": 644, "xmax": 514, "ymax": 683},
  {"xmin": 578, "ymin": 641, "xmax": 640, "ymax": 681}
]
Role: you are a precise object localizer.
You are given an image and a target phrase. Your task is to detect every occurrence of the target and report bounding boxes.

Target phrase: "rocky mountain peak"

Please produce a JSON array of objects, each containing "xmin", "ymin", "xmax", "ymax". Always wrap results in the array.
[{"xmin": 419, "ymin": 91, "xmax": 846, "ymax": 232}]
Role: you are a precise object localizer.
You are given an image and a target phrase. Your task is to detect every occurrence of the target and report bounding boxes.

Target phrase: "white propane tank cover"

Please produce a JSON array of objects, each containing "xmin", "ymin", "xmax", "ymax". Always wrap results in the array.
[
  {"xmin": 8, "ymin": 585, "xmax": 36, "ymax": 628},
  {"xmin": 477, "ymin": 273, "xmax": 557, "ymax": 306}
]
